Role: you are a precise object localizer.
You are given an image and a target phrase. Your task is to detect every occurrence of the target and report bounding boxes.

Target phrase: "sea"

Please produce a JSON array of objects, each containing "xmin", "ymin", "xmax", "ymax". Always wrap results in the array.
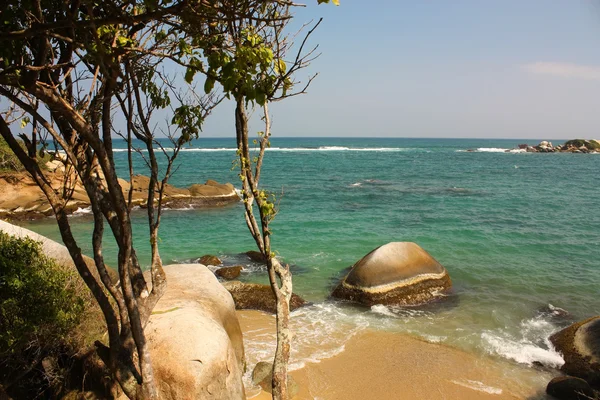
[{"xmin": 20, "ymin": 137, "xmax": 600, "ymax": 391}]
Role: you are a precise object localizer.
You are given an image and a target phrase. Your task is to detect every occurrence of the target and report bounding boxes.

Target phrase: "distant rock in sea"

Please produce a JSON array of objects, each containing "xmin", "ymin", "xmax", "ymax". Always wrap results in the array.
[
  {"xmin": 505, "ymin": 139, "xmax": 600, "ymax": 154},
  {"xmin": 331, "ymin": 242, "xmax": 452, "ymax": 306}
]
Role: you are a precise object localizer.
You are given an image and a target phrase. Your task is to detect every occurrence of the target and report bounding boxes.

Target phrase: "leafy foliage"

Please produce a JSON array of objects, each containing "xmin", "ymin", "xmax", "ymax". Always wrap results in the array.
[
  {"xmin": 0, "ymin": 232, "xmax": 85, "ymax": 381},
  {"xmin": 0, "ymin": 137, "xmax": 22, "ymax": 172}
]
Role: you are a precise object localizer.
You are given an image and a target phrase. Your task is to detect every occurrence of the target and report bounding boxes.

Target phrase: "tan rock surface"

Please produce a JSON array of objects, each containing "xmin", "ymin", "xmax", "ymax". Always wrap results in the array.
[
  {"xmin": 0, "ymin": 171, "xmax": 238, "ymax": 218},
  {"xmin": 146, "ymin": 264, "xmax": 245, "ymax": 400},
  {"xmin": 550, "ymin": 316, "xmax": 600, "ymax": 386}
]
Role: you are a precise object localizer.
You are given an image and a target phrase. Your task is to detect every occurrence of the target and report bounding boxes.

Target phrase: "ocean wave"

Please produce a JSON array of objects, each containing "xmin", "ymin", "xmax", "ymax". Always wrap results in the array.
[
  {"xmin": 480, "ymin": 310, "xmax": 565, "ymax": 368},
  {"xmin": 450, "ymin": 380, "xmax": 503, "ymax": 395},
  {"xmin": 370, "ymin": 304, "xmax": 435, "ymax": 321},
  {"xmin": 243, "ymin": 302, "xmax": 370, "ymax": 371},
  {"xmin": 68, "ymin": 206, "xmax": 93, "ymax": 217},
  {"xmin": 456, "ymin": 148, "xmax": 528, "ymax": 153}
]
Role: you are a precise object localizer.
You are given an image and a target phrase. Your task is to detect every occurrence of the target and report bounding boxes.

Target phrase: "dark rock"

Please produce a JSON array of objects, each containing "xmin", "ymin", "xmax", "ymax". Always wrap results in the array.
[
  {"xmin": 198, "ymin": 254, "xmax": 222, "ymax": 266},
  {"xmin": 215, "ymin": 266, "xmax": 243, "ymax": 280},
  {"xmin": 222, "ymin": 281, "xmax": 307, "ymax": 314},
  {"xmin": 331, "ymin": 242, "xmax": 452, "ymax": 306},
  {"xmin": 246, "ymin": 250, "xmax": 267, "ymax": 263},
  {"xmin": 546, "ymin": 376, "xmax": 597, "ymax": 400},
  {"xmin": 564, "ymin": 139, "xmax": 600, "ymax": 151},
  {"xmin": 550, "ymin": 316, "xmax": 600, "ymax": 387},
  {"xmin": 252, "ymin": 361, "xmax": 299, "ymax": 397}
]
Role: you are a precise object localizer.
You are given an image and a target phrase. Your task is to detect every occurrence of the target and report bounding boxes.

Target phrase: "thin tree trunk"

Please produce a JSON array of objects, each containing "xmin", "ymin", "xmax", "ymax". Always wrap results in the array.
[{"xmin": 234, "ymin": 98, "xmax": 292, "ymax": 400}]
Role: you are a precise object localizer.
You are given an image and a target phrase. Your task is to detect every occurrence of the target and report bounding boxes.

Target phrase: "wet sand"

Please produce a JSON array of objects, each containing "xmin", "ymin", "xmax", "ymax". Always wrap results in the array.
[{"xmin": 238, "ymin": 310, "xmax": 555, "ymax": 400}]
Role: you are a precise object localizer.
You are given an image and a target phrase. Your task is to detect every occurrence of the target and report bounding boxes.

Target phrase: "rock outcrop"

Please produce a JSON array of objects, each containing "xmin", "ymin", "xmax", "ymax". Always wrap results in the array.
[
  {"xmin": 551, "ymin": 316, "xmax": 600, "ymax": 387},
  {"xmin": 146, "ymin": 264, "xmax": 245, "ymax": 400},
  {"xmin": 517, "ymin": 139, "xmax": 600, "ymax": 154},
  {"xmin": 198, "ymin": 254, "xmax": 222, "ymax": 266},
  {"xmin": 245, "ymin": 250, "xmax": 267, "ymax": 263},
  {"xmin": 215, "ymin": 266, "xmax": 243, "ymax": 280},
  {"xmin": 331, "ymin": 242, "xmax": 451, "ymax": 306},
  {"xmin": 0, "ymin": 171, "xmax": 239, "ymax": 219},
  {"xmin": 221, "ymin": 281, "xmax": 307, "ymax": 314},
  {"xmin": 546, "ymin": 376, "xmax": 597, "ymax": 400}
]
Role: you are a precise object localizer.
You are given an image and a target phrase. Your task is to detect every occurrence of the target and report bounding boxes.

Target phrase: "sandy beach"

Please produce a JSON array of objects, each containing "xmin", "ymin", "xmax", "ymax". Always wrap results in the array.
[{"xmin": 238, "ymin": 310, "xmax": 557, "ymax": 400}]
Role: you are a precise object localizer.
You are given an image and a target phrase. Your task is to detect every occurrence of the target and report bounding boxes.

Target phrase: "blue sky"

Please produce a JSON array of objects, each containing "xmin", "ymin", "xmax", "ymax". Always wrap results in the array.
[{"xmin": 201, "ymin": 1, "xmax": 600, "ymax": 139}]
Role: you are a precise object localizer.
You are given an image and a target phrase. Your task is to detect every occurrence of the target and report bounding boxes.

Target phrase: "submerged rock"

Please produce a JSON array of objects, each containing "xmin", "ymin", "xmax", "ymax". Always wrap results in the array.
[
  {"xmin": 550, "ymin": 316, "xmax": 600, "ymax": 387},
  {"xmin": 252, "ymin": 361, "xmax": 299, "ymax": 397},
  {"xmin": 546, "ymin": 376, "xmax": 597, "ymax": 400},
  {"xmin": 245, "ymin": 250, "xmax": 267, "ymax": 263},
  {"xmin": 222, "ymin": 281, "xmax": 307, "ymax": 314},
  {"xmin": 331, "ymin": 242, "xmax": 451, "ymax": 306},
  {"xmin": 198, "ymin": 254, "xmax": 222, "ymax": 266},
  {"xmin": 215, "ymin": 266, "xmax": 243, "ymax": 280}
]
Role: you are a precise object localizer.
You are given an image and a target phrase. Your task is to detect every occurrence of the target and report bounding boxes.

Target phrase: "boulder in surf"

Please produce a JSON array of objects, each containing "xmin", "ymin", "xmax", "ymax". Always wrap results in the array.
[
  {"xmin": 331, "ymin": 242, "xmax": 451, "ymax": 306},
  {"xmin": 550, "ymin": 316, "xmax": 600, "ymax": 387}
]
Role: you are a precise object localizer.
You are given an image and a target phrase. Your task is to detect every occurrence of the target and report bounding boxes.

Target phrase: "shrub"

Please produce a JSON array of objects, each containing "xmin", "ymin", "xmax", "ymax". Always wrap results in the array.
[
  {"xmin": 0, "ymin": 136, "xmax": 22, "ymax": 172},
  {"xmin": 0, "ymin": 232, "xmax": 85, "ymax": 395},
  {"xmin": 0, "ymin": 136, "xmax": 53, "ymax": 173}
]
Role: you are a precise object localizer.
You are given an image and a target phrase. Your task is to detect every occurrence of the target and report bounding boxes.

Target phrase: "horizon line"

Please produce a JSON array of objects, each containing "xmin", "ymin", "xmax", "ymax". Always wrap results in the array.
[{"xmin": 111, "ymin": 136, "xmax": 581, "ymax": 141}]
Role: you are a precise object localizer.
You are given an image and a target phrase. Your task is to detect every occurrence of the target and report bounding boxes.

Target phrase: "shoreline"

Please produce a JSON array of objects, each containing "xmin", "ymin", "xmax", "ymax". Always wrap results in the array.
[{"xmin": 238, "ymin": 310, "xmax": 558, "ymax": 400}]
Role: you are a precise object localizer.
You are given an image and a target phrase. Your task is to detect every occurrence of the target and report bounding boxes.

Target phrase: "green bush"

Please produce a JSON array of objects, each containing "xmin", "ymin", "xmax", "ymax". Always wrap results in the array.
[
  {"xmin": 0, "ymin": 136, "xmax": 53, "ymax": 173},
  {"xmin": 0, "ymin": 136, "xmax": 22, "ymax": 172},
  {"xmin": 0, "ymin": 232, "xmax": 85, "ymax": 392}
]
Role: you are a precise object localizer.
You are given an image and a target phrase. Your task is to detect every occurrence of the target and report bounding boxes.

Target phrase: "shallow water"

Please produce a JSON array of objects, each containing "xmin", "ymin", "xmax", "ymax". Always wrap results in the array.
[{"xmin": 21, "ymin": 137, "xmax": 600, "ymax": 378}]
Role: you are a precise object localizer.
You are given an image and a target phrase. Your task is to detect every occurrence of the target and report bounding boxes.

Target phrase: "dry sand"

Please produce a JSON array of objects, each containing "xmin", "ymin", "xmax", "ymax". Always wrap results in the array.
[{"xmin": 238, "ymin": 310, "xmax": 556, "ymax": 400}]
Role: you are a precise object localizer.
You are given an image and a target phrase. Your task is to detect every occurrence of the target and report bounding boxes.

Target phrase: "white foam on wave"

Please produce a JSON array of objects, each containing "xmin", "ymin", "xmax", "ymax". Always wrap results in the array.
[
  {"xmin": 422, "ymin": 334, "xmax": 447, "ymax": 343},
  {"xmin": 476, "ymin": 148, "xmax": 509, "ymax": 153},
  {"xmin": 480, "ymin": 313, "xmax": 565, "ymax": 368},
  {"xmin": 69, "ymin": 206, "xmax": 92, "ymax": 216},
  {"xmin": 450, "ymin": 379, "xmax": 503, "ymax": 395},
  {"xmin": 456, "ymin": 148, "xmax": 528, "ymax": 153},
  {"xmin": 162, "ymin": 205, "xmax": 194, "ymax": 211},
  {"xmin": 350, "ymin": 182, "xmax": 362, "ymax": 187},
  {"xmin": 243, "ymin": 303, "xmax": 370, "ymax": 375},
  {"xmin": 242, "ymin": 303, "xmax": 371, "ymax": 394},
  {"xmin": 370, "ymin": 304, "xmax": 397, "ymax": 318},
  {"xmin": 369, "ymin": 304, "xmax": 435, "ymax": 321}
]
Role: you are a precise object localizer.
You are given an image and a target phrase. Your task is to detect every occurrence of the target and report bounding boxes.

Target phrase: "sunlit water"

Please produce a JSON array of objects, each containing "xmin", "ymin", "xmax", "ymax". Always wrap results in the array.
[{"xmin": 21, "ymin": 137, "xmax": 600, "ymax": 385}]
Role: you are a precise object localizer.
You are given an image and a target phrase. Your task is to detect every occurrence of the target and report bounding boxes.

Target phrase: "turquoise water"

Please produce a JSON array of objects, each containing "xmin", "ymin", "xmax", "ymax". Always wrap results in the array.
[{"xmin": 21, "ymin": 137, "xmax": 600, "ymax": 382}]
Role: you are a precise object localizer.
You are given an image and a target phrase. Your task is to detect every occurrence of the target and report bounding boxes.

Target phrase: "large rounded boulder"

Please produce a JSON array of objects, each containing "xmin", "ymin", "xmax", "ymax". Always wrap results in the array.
[
  {"xmin": 147, "ymin": 264, "xmax": 245, "ymax": 399},
  {"xmin": 331, "ymin": 242, "xmax": 451, "ymax": 306},
  {"xmin": 551, "ymin": 316, "xmax": 600, "ymax": 387}
]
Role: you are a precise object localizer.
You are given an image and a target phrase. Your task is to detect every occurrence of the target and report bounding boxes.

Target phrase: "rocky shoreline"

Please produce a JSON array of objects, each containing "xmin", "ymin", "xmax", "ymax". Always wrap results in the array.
[{"xmin": 0, "ymin": 167, "xmax": 239, "ymax": 219}]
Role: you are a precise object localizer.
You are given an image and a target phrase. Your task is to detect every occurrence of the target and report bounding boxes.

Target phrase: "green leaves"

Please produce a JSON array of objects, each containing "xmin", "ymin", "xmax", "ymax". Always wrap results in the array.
[
  {"xmin": 204, "ymin": 76, "xmax": 215, "ymax": 93},
  {"xmin": 171, "ymin": 104, "xmax": 204, "ymax": 142}
]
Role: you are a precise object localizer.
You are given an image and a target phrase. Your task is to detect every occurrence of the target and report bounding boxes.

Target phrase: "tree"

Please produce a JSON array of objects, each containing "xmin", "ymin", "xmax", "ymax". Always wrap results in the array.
[
  {"xmin": 0, "ymin": 0, "xmax": 337, "ymax": 398},
  {"xmin": 182, "ymin": 1, "xmax": 335, "ymax": 398},
  {"xmin": 0, "ymin": 1, "xmax": 220, "ymax": 397}
]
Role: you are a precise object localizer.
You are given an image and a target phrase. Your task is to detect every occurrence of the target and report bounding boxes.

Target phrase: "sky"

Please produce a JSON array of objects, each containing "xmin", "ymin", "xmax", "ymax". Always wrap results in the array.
[{"xmin": 199, "ymin": 0, "xmax": 600, "ymax": 139}]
